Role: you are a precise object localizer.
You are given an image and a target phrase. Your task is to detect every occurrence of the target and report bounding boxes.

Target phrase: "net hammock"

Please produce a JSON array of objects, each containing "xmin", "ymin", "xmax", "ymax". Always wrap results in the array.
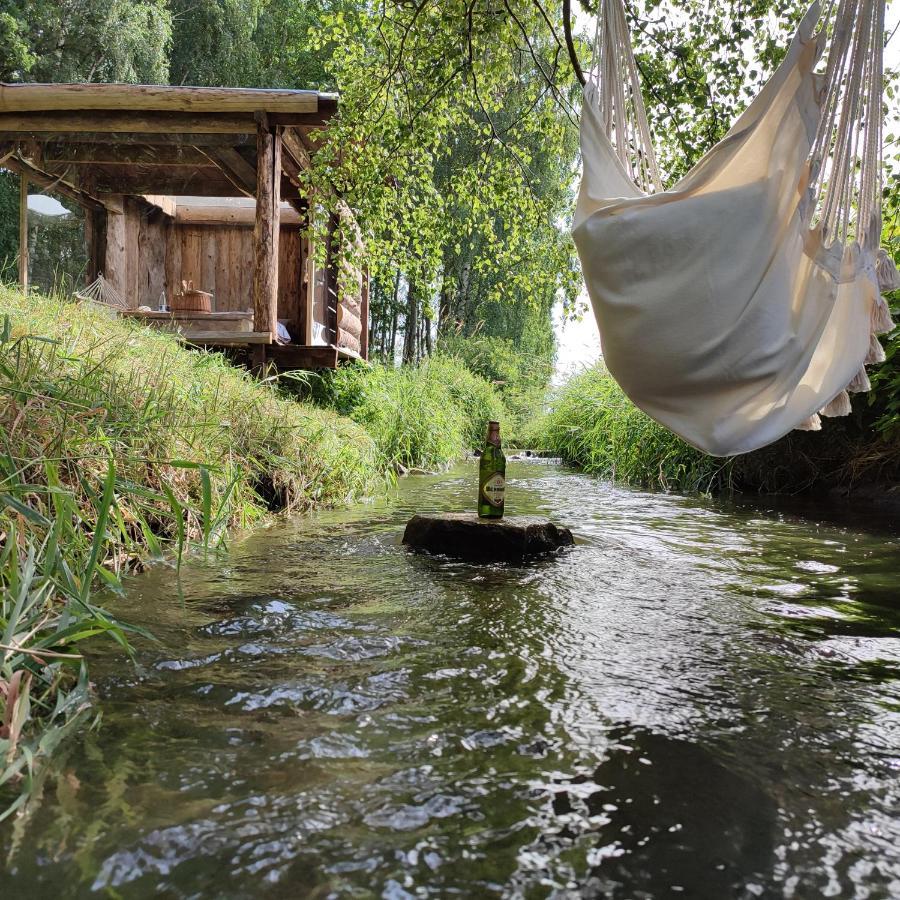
[
  {"xmin": 573, "ymin": 0, "xmax": 900, "ymax": 456},
  {"xmin": 74, "ymin": 274, "xmax": 129, "ymax": 310}
]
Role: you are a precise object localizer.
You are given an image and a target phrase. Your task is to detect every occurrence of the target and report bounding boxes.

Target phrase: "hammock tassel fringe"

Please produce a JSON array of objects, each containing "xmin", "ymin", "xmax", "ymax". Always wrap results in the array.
[
  {"xmin": 820, "ymin": 390, "xmax": 853, "ymax": 418},
  {"xmin": 865, "ymin": 332, "xmax": 886, "ymax": 365},
  {"xmin": 876, "ymin": 249, "xmax": 900, "ymax": 293},
  {"xmin": 847, "ymin": 366, "xmax": 872, "ymax": 394},
  {"xmin": 796, "ymin": 414, "xmax": 823, "ymax": 432},
  {"xmin": 872, "ymin": 295, "xmax": 895, "ymax": 335}
]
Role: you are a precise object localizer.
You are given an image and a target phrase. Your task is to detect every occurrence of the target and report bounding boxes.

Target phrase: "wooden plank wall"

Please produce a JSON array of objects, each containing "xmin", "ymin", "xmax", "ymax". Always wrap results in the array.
[
  {"xmin": 107, "ymin": 196, "xmax": 173, "ymax": 308},
  {"xmin": 176, "ymin": 223, "xmax": 303, "ymax": 330},
  {"xmin": 139, "ymin": 209, "xmax": 168, "ymax": 307},
  {"xmin": 277, "ymin": 228, "xmax": 303, "ymax": 330},
  {"xmin": 107, "ymin": 203, "xmax": 307, "ymax": 338}
]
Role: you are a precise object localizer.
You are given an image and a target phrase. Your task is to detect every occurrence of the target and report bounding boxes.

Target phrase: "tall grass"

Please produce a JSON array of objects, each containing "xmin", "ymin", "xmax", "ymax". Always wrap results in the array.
[
  {"xmin": 0, "ymin": 287, "xmax": 381, "ymax": 819},
  {"xmin": 437, "ymin": 335, "xmax": 553, "ymax": 442},
  {"xmin": 532, "ymin": 364, "xmax": 732, "ymax": 492},
  {"xmin": 302, "ymin": 356, "xmax": 507, "ymax": 470}
]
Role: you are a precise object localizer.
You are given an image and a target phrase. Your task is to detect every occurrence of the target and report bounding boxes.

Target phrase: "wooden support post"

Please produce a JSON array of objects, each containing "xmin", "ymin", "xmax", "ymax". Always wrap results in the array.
[
  {"xmin": 18, "ymin": 175, "xmax": 28, "ymax": 292},
  {"xmin": 360, "ymin": 265, "xmax": 370, "ymax": 361},
  {"xmin": 253, "ymin": 118, "xmax": 281, "ymax": 340},
  {"xmin": 84, "ymin": 207, "xmax": 107, "ymax": 285},
  {"xmin": 104, "ymin": 197, "xmax": 127, "ymax": 300},
  {"xmin": 303, "ymin": 234, "xmax": 314, "ymax": 345},
  {"xmin": 324, "ymin": 213, "xmax": 339, "ymax": 346},
  {"xmin": 250, "ymin": 344, "xmax": 267, "ymax": 375}
]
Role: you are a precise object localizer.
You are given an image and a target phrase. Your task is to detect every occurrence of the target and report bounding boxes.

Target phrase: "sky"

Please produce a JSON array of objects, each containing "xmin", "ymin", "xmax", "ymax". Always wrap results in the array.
[{"xmin": 553, "ymin": 2, "xmax": 900, "ymax": 384}]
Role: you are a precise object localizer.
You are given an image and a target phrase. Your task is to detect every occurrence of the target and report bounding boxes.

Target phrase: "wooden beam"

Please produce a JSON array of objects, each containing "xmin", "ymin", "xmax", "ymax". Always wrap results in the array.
[
  {"xmin": 4, "ymin": 154, "xmax": 107, "ymax": 212},
  {"xmin": 42, "ymin": 142, "xmax": 211, "ymax": 166},
  {"xmin": 280, "ymin": 151, "xmax": 305, "ymax": 189},
  {"xmin": 279, "ymin": 148, "xmax": 314, "ymax": 210},
  {"xmin": 4, "ymin": 130, "xmax": 256, "ymax": 147},
  {"xmin": 142, "ymin": 195, "xmax": 176, "ymax": 217},
  {"xmin": 281, "ymin": 128, "xmax": 313, "ymax": 171},
  {"xmin": 18, "ymin": 175, "xmax": 27, "ymax": 292},
  {"xmin": 266, "ymin": 114, "xmax": 332, "ymax": 128},
  {"xmin": 201, "ymin": 147, "xmax": 257, "ymax": 196},
  {"xmin": 338, "ymin": 345, "xmax": 362, "ymax": 361},
  {"xmin": 85, "ymin": 168, "xmax": 243, "ymax": 197},
  {"xmin": 266, "ymin": 344, "xmax": 340, "ymax": 370},
  {"xmin": 174, "ymin": 202, "xmax": 302, "ymax": 226},
  {"xmin": 0, "ymin": 110, "xmax": 331, "ymax": 135},
  {"xmin": 120, "ymin": 309, "xmax": 253, "ymax": 321},
  {"xmin": 184, "ymin": 331, "xmax": 273, "ymax": 345},
  {"xmin": 0, "ymin": 83, "xmax": 319, "ymax": 114},
  {"xmin": 252, "ymin": 122, "xmax": 281, "ymax": 340}
]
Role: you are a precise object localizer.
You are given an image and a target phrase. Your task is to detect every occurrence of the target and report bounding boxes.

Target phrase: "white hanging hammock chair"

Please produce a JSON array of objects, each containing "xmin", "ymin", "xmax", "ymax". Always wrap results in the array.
[{"xmin": 574, "ymin": 0, "xmax": 900, "ymax": 456}]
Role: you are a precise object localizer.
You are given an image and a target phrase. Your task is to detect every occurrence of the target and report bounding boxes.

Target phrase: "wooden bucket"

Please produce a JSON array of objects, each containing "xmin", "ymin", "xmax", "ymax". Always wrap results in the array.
[{"xmin": 170, "ymin": 280, "xmax": 212, "ymax": 313}]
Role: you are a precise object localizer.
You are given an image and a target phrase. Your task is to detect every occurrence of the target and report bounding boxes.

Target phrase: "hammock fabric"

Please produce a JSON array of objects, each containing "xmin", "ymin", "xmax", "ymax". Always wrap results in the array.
[{"xmin": 573, "ymin": 0, "xmax": 899, "ymax": 456}]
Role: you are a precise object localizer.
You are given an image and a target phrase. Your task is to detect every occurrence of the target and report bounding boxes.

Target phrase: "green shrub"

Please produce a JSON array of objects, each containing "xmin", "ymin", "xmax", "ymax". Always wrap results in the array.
[{"xmin": 532, "ymin": 363, "xmax": 731, "ymax": 492}]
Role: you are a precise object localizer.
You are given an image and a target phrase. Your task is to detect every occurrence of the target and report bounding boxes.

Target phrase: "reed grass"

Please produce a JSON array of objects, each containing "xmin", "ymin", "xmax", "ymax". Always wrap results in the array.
[
  {"xmin": 532, "ymin": 363, "xmax": 732, "ymax": 492},
  {"xmin": 0, "ymin": 287, "xmax": 381, "ymax": 819}
]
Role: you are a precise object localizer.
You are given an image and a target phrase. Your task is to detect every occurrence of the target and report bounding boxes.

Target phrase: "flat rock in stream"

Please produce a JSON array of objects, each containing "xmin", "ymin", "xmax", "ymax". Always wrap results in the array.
[{"xmin": 402, "ymin": 512, "xmax": 574, "ymax": 564}]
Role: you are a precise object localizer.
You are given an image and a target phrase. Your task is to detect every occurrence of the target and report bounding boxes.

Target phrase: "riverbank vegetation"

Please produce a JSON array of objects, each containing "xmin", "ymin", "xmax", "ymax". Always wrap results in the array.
[
  {"xmin": 0, "ymin": 287, "xmax": 521, "ymax": 816},
  {"xmin": 301, "ymin": 357, "xmax": 506, "ymax": 470},
  {"xmin": 0, "ymin": 288, "xmax": 383, "ymax": 816},
  {"xmin": 532, "ymin": 365, "xmax": 732, "ymax": 492}
]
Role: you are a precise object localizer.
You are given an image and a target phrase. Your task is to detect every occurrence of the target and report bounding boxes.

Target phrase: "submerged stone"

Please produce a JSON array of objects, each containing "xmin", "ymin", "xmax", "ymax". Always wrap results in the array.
[{"xmin": 402, "ymin": 512, "xmax": 574, "ymax": 564}]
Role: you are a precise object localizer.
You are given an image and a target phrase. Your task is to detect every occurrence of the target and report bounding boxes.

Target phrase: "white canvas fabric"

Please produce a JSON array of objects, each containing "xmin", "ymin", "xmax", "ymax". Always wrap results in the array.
[{"xmin": 573, "ymin": 1, "xmax": 897, "ymax": 456}]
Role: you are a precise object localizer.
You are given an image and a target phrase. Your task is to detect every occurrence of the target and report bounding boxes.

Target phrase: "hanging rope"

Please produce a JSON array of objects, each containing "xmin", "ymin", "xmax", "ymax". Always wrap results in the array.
[
  {"xmin": 584, "ymin": 0, "xmax": 890, "ymax": 250},
  {"xmin": 586, "ymin": 0, "xmax": 662, "ymax": 193},
  {"xmin": 808, "ymin": 0, "xmax": 886, "ymax": 252}
]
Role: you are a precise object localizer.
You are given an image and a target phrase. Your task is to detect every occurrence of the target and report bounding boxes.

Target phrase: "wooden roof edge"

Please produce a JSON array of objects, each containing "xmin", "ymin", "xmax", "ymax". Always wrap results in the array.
[{"xmin": 0, "ymin": 83, "xmax": 337, "ymax": 116}]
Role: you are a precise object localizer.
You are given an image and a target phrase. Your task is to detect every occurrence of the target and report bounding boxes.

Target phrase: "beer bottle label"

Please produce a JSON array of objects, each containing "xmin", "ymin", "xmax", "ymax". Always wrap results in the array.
[{"xmin": 482, "ymin": 473, "xmax": 505, "ymax": 507}]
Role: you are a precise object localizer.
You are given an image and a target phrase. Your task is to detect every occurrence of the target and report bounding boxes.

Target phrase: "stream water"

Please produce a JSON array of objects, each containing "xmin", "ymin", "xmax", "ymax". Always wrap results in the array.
[{"xmin": 3, "ymin": 460, "xmax": 900, "ymax": 898}]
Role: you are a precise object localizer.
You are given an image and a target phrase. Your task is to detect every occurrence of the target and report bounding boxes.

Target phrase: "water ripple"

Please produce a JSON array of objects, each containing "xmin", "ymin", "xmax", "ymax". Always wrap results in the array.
[{"xmin": 4, "ymin": 461, "xmax": 899, "ymax": 898}]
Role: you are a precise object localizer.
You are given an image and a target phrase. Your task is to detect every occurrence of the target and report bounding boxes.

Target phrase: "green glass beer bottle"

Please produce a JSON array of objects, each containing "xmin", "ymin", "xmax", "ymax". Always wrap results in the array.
[{"xmin": 478, "ymin": 421, "xmax": 506, "ymax": 519}]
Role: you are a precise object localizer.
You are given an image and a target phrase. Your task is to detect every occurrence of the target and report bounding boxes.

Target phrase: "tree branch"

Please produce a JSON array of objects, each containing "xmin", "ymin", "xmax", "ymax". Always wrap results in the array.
[{"xmin": 562, "ymin": 0, "xmax": 586, "ymax": 86}]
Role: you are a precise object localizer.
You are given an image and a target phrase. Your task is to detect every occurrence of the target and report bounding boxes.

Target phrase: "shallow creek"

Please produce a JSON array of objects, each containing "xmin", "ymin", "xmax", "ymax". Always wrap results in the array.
[{"xmin": 4, "ymin": 460, "xmax": 900, "ymax": 898}]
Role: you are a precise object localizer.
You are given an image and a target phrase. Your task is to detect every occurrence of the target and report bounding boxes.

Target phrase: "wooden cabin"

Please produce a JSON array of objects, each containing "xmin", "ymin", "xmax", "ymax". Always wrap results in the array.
[{"xmin": 0, "ymin": 82, "xmax": 368, "ymax": 368}]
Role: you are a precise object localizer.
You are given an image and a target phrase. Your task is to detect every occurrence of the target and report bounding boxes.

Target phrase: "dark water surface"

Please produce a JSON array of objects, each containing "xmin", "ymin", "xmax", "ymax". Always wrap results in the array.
[{"xmin": 4, "ymin": 461, "xmax": 900, "ymax": 898}]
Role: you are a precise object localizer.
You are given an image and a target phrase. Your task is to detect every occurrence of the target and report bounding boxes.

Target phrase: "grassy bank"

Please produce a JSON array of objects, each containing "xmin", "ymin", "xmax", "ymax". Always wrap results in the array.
[
  {"xmin": 534, "ymin": 357, "xmax": 900, "ymax": 498},
  {"xmin": 0, "ymin": 288, "xmax": 382, "ymax": 818},
  {"xmin": 299, "ymin": 354, "xmax": 508, "ymax": 469},
  {"xmin": 531, "ymin": 364, "xmax": 732, "ymax": 492},
  {"xmin": 0, "ymin": 289, "xmax": 513, "ymax": 818}
]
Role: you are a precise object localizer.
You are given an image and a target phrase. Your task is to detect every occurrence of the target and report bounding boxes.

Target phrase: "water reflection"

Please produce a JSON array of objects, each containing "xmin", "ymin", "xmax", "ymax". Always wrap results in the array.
[{"xmin": 2, "ymin": 461, "xmax": 899, "ymax": 897}]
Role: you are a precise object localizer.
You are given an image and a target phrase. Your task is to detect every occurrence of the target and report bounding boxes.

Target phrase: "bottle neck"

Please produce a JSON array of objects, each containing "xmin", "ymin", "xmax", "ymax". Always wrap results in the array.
[{"xmin": 486, "ymin": 425, "xmax": 501, "ymax": 448}]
